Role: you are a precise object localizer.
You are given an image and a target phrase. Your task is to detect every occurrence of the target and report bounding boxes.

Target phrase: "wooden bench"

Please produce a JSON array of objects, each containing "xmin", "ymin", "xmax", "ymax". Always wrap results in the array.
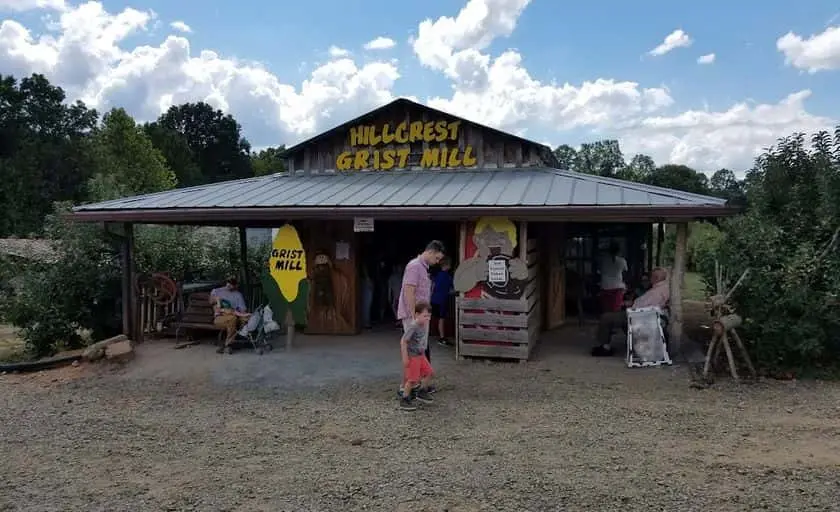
[{"xmin": 172, "ymin": 292, "xmax": 224, "ymax": 345}]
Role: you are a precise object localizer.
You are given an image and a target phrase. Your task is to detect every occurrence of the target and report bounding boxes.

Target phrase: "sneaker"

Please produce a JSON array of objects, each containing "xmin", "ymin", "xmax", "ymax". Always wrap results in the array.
[
  {"xmin": 224, "ymin": 345, "xmax": 233, "ymax": 355},
  {"xmin": 437, "ymin": 337, "xmax": 451, "ymax": 347},
  {"xmin": 415, "ymin": 389, "xmax": 434, "ymax": 403},
  {"xmin": 590, "ymin": 345, "xmax": 614, "ymax": 357},
  {"xmin": 399, "ymin": 398, "xmax": 417, "ymax": 411},
  {"xmin": 425, "ymin": 385, "xmax": 437, "ymax": 394}
]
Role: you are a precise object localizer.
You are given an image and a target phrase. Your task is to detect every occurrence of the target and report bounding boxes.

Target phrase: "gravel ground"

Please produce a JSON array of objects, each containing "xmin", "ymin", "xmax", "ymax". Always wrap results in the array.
[{"xmin": 2, "ymin": 328, "xmax": 840, "ymax": 512}]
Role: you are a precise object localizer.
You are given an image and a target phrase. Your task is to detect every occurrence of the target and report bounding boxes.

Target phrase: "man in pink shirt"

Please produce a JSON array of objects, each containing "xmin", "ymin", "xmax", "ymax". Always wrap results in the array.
[
  {"xmin": 397, "ymin": 240, "xmax": 444, "ymax": 396},
  {"xmin": 592, "ymin": 267, "xmax": 670, "ymax": 357}
]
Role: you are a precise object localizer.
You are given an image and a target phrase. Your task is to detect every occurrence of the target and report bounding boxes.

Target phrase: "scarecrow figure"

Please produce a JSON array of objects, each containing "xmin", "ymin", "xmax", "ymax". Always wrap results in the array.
[{"xmin": 454, "ymin": 217, "xmax": 528, "ymax": 300}]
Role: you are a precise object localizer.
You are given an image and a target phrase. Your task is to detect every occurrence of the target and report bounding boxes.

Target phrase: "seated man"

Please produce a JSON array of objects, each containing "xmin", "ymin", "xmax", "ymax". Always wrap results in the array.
[
  {"xmin": 592, "ymin": 267, "xmax": 669, "ymax": 357},
  {"xmin": 210, "ymin": 277, "xmax": 250, "ymax": 354}
]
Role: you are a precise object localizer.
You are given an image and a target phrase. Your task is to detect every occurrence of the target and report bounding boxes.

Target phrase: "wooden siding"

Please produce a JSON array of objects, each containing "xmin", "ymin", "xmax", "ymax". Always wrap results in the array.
[{"xmin": 288, "ymin": 102, "xmax": 552, "ymax": 174}]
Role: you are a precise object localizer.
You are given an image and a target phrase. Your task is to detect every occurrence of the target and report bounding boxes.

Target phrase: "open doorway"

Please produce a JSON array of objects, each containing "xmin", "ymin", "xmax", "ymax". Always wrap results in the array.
[{"xmin": 357, "ymin": 220, "xmax": 459, "ymax": 332}]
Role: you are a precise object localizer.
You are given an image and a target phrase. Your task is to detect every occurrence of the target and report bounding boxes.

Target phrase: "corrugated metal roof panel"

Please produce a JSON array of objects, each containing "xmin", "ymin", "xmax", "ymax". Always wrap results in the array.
[{"xmin": 74, "ymin": 167, "xmax": 728, "ymax": 212}]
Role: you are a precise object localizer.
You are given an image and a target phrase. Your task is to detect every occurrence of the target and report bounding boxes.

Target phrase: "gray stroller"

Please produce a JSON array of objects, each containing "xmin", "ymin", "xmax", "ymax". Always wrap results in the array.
[{"xmin": 237, "ymin": 304, "xmax": 280, "ymax": 355}]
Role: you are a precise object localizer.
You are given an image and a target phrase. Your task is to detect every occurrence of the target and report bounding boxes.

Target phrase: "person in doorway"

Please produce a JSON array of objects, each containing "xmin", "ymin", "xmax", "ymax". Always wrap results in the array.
[
  {"xmin": 398, "ymin": 302, "xmax": 436, "ymax": 411},
  {"xmin": 361, "ymin": 265, "xmax": 374, "ymax": 329},
  {"xmin": 591, "ymin": 267, "xmax": 669, "ymax": 357},
  {"xmin": 387, "ymin": 263, "xmax": 404, "ymax": 325},
  {"xmin": 397, "ymin": 240, "xmax": 444, "ymax": 397},
  {"xmin": 210, "ymin": 277, "xmax": 250, "ymax": 354},
  {"xmin": 599, "ymin": 241, "xmax": 628, "ymax": 314},
  {"xmin": 431, "ymin": 257, "xmax": 454, "ymax": 346}
]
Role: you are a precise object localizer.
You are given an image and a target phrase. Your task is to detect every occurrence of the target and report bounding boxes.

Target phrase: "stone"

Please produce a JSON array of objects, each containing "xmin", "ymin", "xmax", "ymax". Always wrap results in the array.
[
  {"xmin": 82, "ymin": 334, "xmax": 129, "ymax": 362},
  {"xmin": 105, "ymin": 340, "xmax": 134, "ymax": 363}
]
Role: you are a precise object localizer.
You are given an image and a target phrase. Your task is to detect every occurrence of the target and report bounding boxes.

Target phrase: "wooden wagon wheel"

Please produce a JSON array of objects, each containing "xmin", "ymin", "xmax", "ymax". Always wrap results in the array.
[{"xmin": 134, "ymin": 272, "xmax": 177, "ymax": 306}]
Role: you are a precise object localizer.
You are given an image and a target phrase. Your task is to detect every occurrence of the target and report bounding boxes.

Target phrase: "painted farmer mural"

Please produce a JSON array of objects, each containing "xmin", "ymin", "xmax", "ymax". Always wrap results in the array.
[{"xmin": 454, "ymin": 217, "xmax": 528, "ymax": 300}]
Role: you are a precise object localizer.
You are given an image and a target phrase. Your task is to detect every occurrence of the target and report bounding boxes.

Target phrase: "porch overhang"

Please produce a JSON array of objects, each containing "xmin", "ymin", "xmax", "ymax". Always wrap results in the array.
[{"xmin": 68, "ymin": 204, "xmax": 738, "ymax": 226}]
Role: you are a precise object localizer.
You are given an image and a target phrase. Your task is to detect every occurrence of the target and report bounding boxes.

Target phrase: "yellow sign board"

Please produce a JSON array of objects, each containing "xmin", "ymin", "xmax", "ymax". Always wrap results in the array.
[
  {"xmin": 269, "ymin": 224, "xmax": 307, "ymax": 302},
  {"xmin": 336, "ymin": 119, "xmax": 477, "ymax": 171}
]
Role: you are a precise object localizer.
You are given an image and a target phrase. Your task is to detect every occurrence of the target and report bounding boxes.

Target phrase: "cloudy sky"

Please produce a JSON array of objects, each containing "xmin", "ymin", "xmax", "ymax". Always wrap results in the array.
[{"xmin": 1, "ymin": 0, "xmax": 839, "ymax": 173}]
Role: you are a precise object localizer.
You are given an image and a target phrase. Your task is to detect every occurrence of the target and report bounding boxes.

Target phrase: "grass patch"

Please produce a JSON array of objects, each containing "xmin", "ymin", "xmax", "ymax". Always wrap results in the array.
[
  {"xmin": 683, "ymin": 272, "xmax": 708, "ymax": 302},
  {"xmin": 0, "ymin": 324, "xmax": 26, "ymax": 362}
]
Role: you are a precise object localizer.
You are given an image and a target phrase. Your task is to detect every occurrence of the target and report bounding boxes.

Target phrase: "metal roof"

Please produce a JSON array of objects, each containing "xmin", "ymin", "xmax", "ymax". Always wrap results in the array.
[{"xmin": 71, "ymin": 168, "xmax": 735, "ymax": 225}]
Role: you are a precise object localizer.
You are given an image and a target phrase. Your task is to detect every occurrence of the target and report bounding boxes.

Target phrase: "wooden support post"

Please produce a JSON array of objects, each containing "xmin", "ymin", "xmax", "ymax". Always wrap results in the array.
[
  {"xmin": 455, "ymin": 221, "xmax": 467, "ymax": 360},
  {"xmin": 120, "ymin": 223, "xmax": 133, "ymax": 338},
  {"xmin": 668, "ymin": 223, "xmax": 688, "ymax": 355},
  {"xmin": 655, "ymin": 223, "xmax": 664, "ymax": 266},
  {"xmin": 285, "ymin": 309, "xmax": 295, "ymax": 350},
  {"xmin": 238, "ymin": 227, "xmax": 250, "ymax": 301},
  {"xmin": 646, "ymin": 224, "xmax": 654, "ymax": 272}
]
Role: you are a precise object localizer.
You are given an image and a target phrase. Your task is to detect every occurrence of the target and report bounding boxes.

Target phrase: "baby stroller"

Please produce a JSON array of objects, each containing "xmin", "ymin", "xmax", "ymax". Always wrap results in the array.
[{"xmin": 237, "ymin": 304, "xmax": 281, "ymax": 355}]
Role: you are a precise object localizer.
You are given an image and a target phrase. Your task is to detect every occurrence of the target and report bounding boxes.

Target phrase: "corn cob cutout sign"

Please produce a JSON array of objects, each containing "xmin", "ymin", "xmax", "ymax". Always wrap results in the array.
[{"xmin": 263, "ymin": 224, "xmax": 309, "ymax": 325}]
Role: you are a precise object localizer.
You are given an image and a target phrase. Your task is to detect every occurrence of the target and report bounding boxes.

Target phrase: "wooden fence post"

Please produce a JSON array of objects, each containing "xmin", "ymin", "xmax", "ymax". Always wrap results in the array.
[{"xmin": 669, "ymin": 223, "xmax": 688, "ymax": 355}]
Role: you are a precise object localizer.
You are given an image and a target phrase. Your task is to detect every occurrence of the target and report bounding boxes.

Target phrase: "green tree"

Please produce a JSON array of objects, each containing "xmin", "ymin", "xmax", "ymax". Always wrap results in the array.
[
  {"xmin": 709, "ymin": 127, "xmax": 840, "ymax": 375},
  {"xmin": 552, "ymin": 144, "xmax": 577, "ymax": 170},
  {"xmin": 0, "ymin": 74, "xmax": 98, "ymax": 236},
  {"xmin": 252, "ymin": 146, "xmax": 287, "ymax": 176},
  {"xmin": 147, "ymin": 102, "xmax": 253, "ymax": 185},
  {"xmin": 644, "ymin": 164, "xmax": 710, "ymax": 195},
  {"xmin": 619, "ymin": 154, "xmax": 656, "ymax": 182},
  {"xmin": 710, "ymin": 168, "xmax": 747, "ymax": 206},
  {"xmin": 88, "ymin": 108, "xmax": 176, "ymax": 201},
  {"xmin": 575, "ymin": 140, "xmax": 625, "ymax": 177},
  {"xmin": 143, "ymin": 122, "xmax": 202, "ymax": 187}
]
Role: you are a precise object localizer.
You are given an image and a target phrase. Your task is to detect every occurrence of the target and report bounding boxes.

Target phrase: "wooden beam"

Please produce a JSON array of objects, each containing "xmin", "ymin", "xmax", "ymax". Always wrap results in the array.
[
  {"xmin": 120, "ymin": 223, "xmax": 133, "ymax": 338},
  {"xmin": 669, "ymin": 223, "xmax": 688, "ymax": 355},
  {"xmin": 646, "ymin": 223, "xmax": 654, "ymax": 272},
  {"xmin": 238, "ymin": 227, "xmax": 250, "ymax": 301},
  {"xmin": 655, "ymin": 223, "xmax": 664, "ymax": 266}
]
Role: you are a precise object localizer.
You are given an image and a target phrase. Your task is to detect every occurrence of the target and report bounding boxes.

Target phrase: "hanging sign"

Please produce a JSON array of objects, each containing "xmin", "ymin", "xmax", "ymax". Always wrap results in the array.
[
  {"xmin": 487, "ymin": 259, "xmax": 507, "ymax": 285},
  {"xmin": 269, "ymin": 224, "xmax": 307, "ymax": 302},
  {"xmin": 353, "ymin": 217, "xmax": 374, "ymax": 232}
]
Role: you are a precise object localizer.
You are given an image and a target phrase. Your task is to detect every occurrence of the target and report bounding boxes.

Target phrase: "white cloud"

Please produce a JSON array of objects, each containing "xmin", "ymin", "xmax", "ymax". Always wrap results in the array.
[
  {"xmin": 0, "ymin": 1, "xmax": 398, "ymax": 146},
  {"xmin": 648, "ymin": 29, "xmax": 692, "ymax": 57},
  {"xmin": 697, "ymin": 53, "xmax": 715, "ymax": 64},
  {"xmin": 169, "ymin": 20, "xmax": 191, "ymax": 33},
  {"xmin": 777, "ymin": 25, "xmax": 840, "ymax": 73},
  {"xmin": 0, "ymin": 0, "xmax": 65, "ymax": 11},
  {"xmin": 0, "ymin": 0, "xmax": 834, "ymax": 172},
  {"xmin": 327, "ymin": 45, "xmax": 350, "ymax": 58},
  {"xmin": 363, "ymin": 36, "xmax": 395, "ymax": 50},
  {"xmin": 619, "ymin": 90, "xmax": 833, "ymax": 171}
]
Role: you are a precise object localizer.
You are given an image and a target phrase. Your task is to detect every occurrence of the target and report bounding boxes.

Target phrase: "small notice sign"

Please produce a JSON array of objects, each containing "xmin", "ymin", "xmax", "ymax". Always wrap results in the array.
[
  {"xmin": 353, "ymin": 217, "xmax": 374, "ymax": 232},
  {"xmin": 487, "ymin": 259, "xmax": 507, "ymax": 284}
]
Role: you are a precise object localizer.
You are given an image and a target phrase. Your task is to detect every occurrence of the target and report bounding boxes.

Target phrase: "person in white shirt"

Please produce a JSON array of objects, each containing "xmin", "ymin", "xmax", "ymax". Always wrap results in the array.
[{"xmin": 598, "ymin": 241, "xmax": 627, "ymax": 314}]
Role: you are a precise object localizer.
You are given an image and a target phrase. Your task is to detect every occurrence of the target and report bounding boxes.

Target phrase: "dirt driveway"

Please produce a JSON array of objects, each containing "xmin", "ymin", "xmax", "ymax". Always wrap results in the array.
[{"xmin": 2, "ymin": 329, "xmax": 840, "ymax": 511}]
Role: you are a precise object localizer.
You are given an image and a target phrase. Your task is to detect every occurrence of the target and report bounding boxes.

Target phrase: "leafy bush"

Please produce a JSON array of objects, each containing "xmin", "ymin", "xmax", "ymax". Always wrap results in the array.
[
  {"xmin": 706, "ymin": 129, "xmax": 840, "ymax": 376},
  {"xmin": 4, "ymin": 208, "xmax": 258, "ymax": 357}
]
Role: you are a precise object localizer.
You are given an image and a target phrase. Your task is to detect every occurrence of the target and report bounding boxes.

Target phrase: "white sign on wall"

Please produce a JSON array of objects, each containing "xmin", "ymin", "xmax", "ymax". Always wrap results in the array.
[
  {"xmin": 353, "ymin": 217, "xmax": 374, "ymax": 232},
  {"xmin": 487, "ymin": 259, "xmax": 507, "ymax": 284}
]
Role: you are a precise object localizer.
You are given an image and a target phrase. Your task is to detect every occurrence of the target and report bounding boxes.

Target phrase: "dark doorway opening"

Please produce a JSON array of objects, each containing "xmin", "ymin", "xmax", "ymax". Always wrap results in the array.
[{"xmin": 357, "ymin": 220, "xmax": 459, "ymax": 330}]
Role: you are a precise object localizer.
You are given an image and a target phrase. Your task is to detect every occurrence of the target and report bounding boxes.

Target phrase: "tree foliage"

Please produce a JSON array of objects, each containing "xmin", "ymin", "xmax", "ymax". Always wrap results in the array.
[
  {"xmin": 708, "ymin": 128, "xmax": 840, "ymax": 375},
  {"xmin": 147, "ymin": 102, "xmax": 253, "ymax": 186},
  {"xmin": 88, "ymin": 108, "xmax": 177, "ymax": 201},
  {"xmin": 0, "ymin": 74, "xmax": 98, "ymax": 236}
]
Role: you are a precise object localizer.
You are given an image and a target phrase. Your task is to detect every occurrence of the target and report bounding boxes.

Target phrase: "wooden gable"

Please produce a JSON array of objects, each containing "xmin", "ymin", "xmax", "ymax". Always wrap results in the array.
[{"xmin": 283, "ymin": 98, "xmax": 557, "ymax": 174}]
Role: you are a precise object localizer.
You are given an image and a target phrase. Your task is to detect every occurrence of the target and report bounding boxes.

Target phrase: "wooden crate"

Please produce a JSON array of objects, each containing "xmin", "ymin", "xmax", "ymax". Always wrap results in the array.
[{"xmin": 457, "ymin": 295, "xmax": 537, "ymax": 361}]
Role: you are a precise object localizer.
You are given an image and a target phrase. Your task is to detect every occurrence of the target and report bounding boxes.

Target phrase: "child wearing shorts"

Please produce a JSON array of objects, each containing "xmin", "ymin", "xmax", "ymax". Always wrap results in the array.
[{"xmin": 399, "ymin": 302, "xmax": 435, "ymax": 411}]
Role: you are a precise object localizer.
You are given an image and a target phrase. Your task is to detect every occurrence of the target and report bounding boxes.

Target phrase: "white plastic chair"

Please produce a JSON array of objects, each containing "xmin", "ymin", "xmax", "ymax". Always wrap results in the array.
[{"xmin": 626, "ymin": 306, "xmax": 671, "ymax": 368}]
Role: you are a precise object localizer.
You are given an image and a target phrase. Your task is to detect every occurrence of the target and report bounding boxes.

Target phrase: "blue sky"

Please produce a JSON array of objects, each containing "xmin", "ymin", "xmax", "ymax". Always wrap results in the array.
[{"xmin": 2, "ymin": 0, "xmax": 839, "ymax": 172}]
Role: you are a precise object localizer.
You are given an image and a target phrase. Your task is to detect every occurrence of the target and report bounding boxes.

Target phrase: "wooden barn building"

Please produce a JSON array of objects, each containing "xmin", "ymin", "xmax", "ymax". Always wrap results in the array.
[{"xmin": 71, "ymin": 98, "xmax": 736, "ymax": 361}]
